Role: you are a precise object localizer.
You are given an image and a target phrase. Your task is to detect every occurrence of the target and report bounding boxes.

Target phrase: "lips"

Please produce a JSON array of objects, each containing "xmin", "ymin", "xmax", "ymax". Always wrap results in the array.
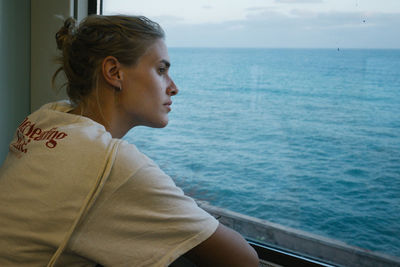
[{"xmin": 164, "ymin": 101, "xmax": 172, "ymax": 111}]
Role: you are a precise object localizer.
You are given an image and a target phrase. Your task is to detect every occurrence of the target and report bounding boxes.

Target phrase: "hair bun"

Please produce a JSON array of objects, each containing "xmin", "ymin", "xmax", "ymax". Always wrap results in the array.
[{"xmin": 55, "ymin": 17, "xmax": 77, "ymax": 50}]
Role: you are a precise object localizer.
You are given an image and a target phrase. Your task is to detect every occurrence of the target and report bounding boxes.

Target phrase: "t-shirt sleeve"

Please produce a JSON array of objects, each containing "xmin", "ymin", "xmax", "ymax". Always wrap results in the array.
[{"xmin": 68, "ymin": 146, "xmax": 219, "ymax": 267}]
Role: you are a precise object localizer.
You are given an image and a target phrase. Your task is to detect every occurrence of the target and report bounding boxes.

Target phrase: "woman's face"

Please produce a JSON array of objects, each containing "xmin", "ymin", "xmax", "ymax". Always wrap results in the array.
[{"xmin": 118, "ymin": 39, "xmax": 178, "ymax": 128}]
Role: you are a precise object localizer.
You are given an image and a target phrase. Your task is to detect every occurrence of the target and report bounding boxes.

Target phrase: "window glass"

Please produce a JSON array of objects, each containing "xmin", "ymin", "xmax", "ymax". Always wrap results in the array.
[{"xmin": 104, "ymin": 0, "xmax": 400, "ymax": 258}]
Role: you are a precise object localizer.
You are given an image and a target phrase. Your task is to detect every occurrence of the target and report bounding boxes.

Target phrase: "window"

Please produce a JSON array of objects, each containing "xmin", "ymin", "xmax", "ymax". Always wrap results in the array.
[{"xmin": 104, "ymin": 0, "xmax": 400, "ymax": 262}]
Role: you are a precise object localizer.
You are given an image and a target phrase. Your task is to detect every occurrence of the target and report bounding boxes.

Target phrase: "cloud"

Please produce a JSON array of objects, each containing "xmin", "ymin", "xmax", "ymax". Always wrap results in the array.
[
  {"xmin": 246, "ymin": 6, "xmax": 279, "ymax": 13},
  {"xmin": 275, "ymin": 0, "xmax": 323, "ymax": 3},
  {"xmin": 227, "ymin": 24, "xmax": 245, "ymax": 31},
  {"xmin": 202, "ymin": 5, "xmax": 213, "ymax": 9},
  {"xmin": 288, "ymin": 10, "xmax": 400, "ymax": 29},
  {"xmin": 152, "ymin": 15, "xmax": 184, "ymax": 25},
  {"xmin": 163, "ymin": 9, "xmax": 400, "ymax": 48}
]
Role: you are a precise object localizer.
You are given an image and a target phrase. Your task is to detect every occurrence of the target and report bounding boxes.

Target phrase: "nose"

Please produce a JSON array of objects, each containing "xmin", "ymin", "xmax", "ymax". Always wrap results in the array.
[{"xmin": 167, "ymin": 77, "xmax": 179, "ymax": 96}]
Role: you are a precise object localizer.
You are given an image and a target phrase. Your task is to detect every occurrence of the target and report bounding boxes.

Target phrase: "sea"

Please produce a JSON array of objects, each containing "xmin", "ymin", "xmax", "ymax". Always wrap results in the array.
[{"xmin": 124, "ymin": 48, "xmax": 400, "ymax": 257}]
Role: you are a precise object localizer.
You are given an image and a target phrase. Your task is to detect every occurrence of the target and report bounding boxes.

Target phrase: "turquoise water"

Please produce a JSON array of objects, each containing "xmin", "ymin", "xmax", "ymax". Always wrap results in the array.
[{"xmin": 124, "ymin": 48, "xmax": 400, "ymax": 257}]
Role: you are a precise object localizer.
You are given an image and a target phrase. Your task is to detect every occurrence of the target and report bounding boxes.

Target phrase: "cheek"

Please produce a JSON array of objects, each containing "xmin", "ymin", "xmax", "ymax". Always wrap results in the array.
[
  {"xmin": 123, "ymin": 74, "xmax": 164, "ymax": 108},
  {"xmin": 147, "ymin": 78, "xmax": 164, "ymax": 97}
]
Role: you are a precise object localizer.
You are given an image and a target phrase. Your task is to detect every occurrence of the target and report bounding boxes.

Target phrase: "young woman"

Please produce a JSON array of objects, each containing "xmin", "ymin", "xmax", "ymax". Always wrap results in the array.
[{"xmin": 0, "ymin": 15, "xmax": 258, "ymax": 266}]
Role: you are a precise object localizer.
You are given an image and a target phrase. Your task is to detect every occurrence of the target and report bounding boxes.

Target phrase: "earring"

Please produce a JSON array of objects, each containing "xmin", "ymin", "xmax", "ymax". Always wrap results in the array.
[{"xmin": 116, "ymin": 85, "xmax": 122, "ymax": 91}]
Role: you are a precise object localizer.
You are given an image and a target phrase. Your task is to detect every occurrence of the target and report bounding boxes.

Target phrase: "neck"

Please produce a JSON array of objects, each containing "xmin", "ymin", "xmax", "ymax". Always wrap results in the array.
[{"xmin": 69, "ymin": 91, "xmax": 131, "ymax": 139}]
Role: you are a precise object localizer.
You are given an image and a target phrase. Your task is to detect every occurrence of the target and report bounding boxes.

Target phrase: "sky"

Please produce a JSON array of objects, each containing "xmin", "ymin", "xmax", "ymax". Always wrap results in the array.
[{"xmin": 104, "ymin": 0, "xmax": 400, "ymax": 48}]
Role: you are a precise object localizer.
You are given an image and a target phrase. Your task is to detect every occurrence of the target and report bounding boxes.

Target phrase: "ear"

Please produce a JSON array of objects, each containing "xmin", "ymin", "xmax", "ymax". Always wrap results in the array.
[{"xmin": 102, "ymin": 56, "xmax": 123, "ymax": 89}]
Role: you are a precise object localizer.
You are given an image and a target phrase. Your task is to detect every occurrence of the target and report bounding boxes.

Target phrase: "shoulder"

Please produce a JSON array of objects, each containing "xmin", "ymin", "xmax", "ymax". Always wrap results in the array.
[
  {"xmin": 113, "ymin": 139, "xmax": 154, "ymax": 177},
  {"xmin": 104, "ymin": 139, "xmax": 163, "ymax": 192}
]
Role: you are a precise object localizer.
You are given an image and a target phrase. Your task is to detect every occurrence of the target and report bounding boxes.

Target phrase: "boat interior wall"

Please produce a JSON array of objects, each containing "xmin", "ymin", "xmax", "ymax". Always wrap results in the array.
[
  {"xmin": 0, "ymin": 0, "xmax": 88, "ymax": 164},
  {"xmin": 0, "ymin": 0, "xmax": 30, "ymax": 164}
]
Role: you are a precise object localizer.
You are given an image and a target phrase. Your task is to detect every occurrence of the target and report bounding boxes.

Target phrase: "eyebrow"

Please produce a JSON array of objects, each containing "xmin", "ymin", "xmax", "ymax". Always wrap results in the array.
[{"xmin": 160, "ymin": 59, "xmax": 171, "ymax": 68}]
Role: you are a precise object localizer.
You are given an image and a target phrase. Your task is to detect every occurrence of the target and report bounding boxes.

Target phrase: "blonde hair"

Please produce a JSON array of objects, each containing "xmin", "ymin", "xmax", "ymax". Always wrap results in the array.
[{"xmin": 53, "ymin": 15, "xmax": 165, "ymax": 105}]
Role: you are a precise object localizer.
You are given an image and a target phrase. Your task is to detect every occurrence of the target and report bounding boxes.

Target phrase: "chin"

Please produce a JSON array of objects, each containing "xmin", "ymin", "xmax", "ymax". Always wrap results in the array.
[
  {"xmin": 153, "ymin": 123, "xmax": 168, "ymax": 128},
  {"xmin": 148, "ymin": 119, "xmax": 169, "ymax": 128}
]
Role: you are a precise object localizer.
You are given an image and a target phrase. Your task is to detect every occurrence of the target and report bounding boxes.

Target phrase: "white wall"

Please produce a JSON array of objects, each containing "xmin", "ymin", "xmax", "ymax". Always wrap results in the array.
[
  {"xmin": 30, "ymin": 0, "xmax": 73, "ymax": 111},
  {"xmin": 31, "ymin": 0, "xmax": 90, "ymax": 111}
]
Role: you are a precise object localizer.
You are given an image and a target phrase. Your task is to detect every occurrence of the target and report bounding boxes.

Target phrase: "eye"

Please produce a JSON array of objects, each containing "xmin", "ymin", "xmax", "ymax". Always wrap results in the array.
[
  {"xmin": 157, "ymin": 60, "xmax": 171, "ymax": 75},
  {"xmin": 158, "ymin": 66, "xmax": 167, "ymax": 74}
]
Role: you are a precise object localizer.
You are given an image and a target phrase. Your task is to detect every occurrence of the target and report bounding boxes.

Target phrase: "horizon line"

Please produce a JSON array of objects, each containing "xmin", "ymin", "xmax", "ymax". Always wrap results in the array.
[{"xmin": 168, "ymin": 46, "xmax": 400, "ymax": 50}]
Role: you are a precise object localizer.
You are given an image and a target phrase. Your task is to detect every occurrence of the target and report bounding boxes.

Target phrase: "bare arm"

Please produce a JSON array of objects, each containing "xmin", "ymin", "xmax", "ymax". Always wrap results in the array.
[{"xmin": 183, "ymin": 223, "xmax": 259, "ymax": 267}]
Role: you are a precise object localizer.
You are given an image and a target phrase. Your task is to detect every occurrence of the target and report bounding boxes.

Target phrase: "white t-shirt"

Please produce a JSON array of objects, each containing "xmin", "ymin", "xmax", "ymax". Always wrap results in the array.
[{"xmin": 0, "ymin": 101, "xmax": 218, "ymax": 266}]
